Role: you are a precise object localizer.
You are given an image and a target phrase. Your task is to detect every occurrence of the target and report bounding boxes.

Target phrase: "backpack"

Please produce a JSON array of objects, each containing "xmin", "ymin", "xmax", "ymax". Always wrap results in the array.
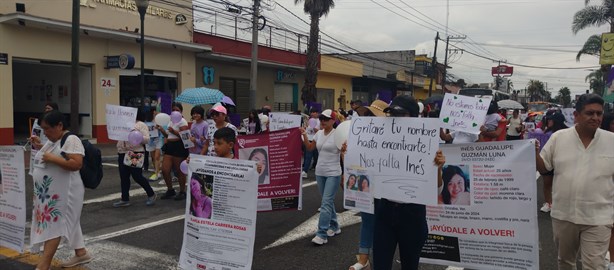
[{"xmin": 60, "ymin": 132, "xmax": 104, "ymax": 189}]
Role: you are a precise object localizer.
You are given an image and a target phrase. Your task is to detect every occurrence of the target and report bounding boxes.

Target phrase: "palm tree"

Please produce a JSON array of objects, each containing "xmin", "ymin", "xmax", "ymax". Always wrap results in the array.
[
  {"xmin": 572, "ymin": 0, "xmax": 614, "ymax": 60},
  {"xmin": 294, "ymin": 0, "xmax": 335, "ymax": 105},
  {"xmin": 586, "ymin": 69, "xmax": 605, "ymax": 95},
  {"xmin": 527, "ymin": 79, "xmax": 546, "ymax": 102}
]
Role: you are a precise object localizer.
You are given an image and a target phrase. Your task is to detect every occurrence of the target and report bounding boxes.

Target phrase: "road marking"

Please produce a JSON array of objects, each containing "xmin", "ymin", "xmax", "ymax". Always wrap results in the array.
[
  {"xmin": 102, "ymin": 162, "xmax": 118, "ymax": 167},
  {"xmin": 84, "ymin": 180, "xmax": 319, "ymax": 205},
  {"xmin": 263, "ymin": 209, "xmax": 362, "ymax": 250},
  {"xmin": 85, "ymin": 215, "xmax": 185, "ymax": 243}
]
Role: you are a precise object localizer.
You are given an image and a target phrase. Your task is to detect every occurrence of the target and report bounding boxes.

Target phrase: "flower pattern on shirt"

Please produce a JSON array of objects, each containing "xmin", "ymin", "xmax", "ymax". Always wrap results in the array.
[{"xmin": 33, "ymin": 175, "xmax": 61, "ymax": 234}]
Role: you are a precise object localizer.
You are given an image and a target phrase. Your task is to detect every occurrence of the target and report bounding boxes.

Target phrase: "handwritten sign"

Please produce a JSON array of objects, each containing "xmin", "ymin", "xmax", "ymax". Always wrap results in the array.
[
  {"xmin": 105, "ymin": 104, "xmax": 137, "ymax": 141},
  {"xmin": 345, "ymin": 117, "xmax": 440, "ymax": 205},
  {"xmin": 561, "ymin": 108, "xmax": 575, "ymax": 127},
  {"xmin": 269, "ymin": 113, "xmax": 302, "ymax": 131},
  {"xmin": 439, "ymin": 93, "xmax": 489, "ymax": 134}
]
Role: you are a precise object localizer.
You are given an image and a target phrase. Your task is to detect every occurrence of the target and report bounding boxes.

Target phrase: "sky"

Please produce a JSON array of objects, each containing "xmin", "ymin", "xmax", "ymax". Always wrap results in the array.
[{"xmin": 194, "ymin": 0, "xmax": 609, "ymax": 97}]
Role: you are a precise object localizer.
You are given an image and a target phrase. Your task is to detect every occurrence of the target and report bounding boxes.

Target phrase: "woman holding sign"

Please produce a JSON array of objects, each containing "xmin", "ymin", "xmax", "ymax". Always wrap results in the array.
[
  {"xmin": 301, "ymin": 109, "xmax": 342, "ymax": 246},
  {"xmin": 159, "ymin": 102, "xmax": 189, "ymax": 201}
]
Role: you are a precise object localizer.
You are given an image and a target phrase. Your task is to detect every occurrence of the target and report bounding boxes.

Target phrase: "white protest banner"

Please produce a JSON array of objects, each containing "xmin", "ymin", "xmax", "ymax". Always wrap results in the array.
[
  {"xmin": 269, "ymin": 113, "xmax": 302, "ymax": 131},
  {"xmin": 345, "ymin": 117, "xmax": 440, "ymax": 205},
  {"xmin": 105, "ymin": 104, "xmax": 137, "ymax": 141},
  {"xmin": 343, "ymin": 167, "xmax": 374, "ymax": 214},
  {"xmin": 561, "ymin": 108, "xmax": 575, "ymax": 127},
  {"xmin": 179, "ymin": 155, "xmax": 258, "ymax": 270},
  {"xmin": 179, "ymin": 130, "xmax": 194, "ymax": 149},
  {"xmin": 0, "ymin": 146, "xmax": 26, "ymax": 253},
  {"xmin": 439, "ymin": 93, "xmax": 490, "ymax": 134},
  {"xmin": 421, "ymin": 140, "xmax": 539, "ymax": 270}
]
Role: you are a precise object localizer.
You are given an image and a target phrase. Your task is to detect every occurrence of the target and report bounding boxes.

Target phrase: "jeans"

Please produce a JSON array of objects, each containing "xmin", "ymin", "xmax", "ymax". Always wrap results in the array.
[
  {"xmin": 373, "ymin": 199, "xmax": 428, "ymax": 270},
  {"xmin": 118, "ymin": 153, "xmax": 155, "ymax": 201},
  {"xmin": 315, "ymin": 175, "xmax": 340, "ymax": 239},
  {"xmin": 359, "ymin": 212, "xmax": 375, "ymax": 254},
  {"xmin": 303, "ymin": 147, "xmax": 318, "ymax": 173}
]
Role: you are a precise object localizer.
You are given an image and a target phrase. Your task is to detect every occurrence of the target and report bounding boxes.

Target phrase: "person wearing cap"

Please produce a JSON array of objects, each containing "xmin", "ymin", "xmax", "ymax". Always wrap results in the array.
[
  {"xmin": 347, "ymin": 100, "xmax": 387, "ymax": 270},
  {"xmin": 202, "ymin": 105, "xmax": 238, "ymax": 157},
  {"xmin": 158, "ymin": 102, "xmax": 189, "ymax": 200},
  {"xmin": 300, "ymin": 109, "xmax": 343, "ymax": 246},
  {"xmin": 373, "ymin": 95, "xmax": 446, "ymax": 270},
  {"xmin": 302, "ymin": 108, "xmax": 320, "ymax": 179},
  {"xmin": 536, "ymin": 94, "xmax": 614, "ymax": 270}
]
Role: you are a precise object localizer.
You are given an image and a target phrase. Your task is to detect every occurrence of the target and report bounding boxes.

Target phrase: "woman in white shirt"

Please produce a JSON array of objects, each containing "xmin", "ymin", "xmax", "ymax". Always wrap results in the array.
[
  {"xmin": 158, "ymin": 102, "xmax": 189, "ymax": 200},
  {"xmin": 300, "ymin": 109, "xmax": 342, "ymax": 245}
]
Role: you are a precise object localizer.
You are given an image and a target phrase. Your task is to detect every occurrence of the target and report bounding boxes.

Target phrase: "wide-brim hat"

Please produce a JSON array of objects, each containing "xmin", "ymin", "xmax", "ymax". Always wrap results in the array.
[{"xmin": 366, "ymin": 100, "xmax": 389, "ymax": 117}]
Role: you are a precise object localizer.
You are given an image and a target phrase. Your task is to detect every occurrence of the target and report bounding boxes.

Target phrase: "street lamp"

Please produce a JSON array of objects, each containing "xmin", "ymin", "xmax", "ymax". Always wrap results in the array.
[{"xmin": 136, "ymin": 0, "xmax": 149, "ymax": 108}]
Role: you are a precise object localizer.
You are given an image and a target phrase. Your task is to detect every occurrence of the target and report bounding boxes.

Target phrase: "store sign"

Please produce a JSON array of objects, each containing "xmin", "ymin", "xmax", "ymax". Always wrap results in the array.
[
  {"xmin": 601, "ymin": 33, "xmax": 614, "ymax": 65},
  {"xmin": 276, "ymin": 70, "xmax": 295, "ymax": 81},
  {"xmin": 175, "ymin": 14, "xmax": 187, "ymax": 25},
  {"xmin": 491, "ymin": 65, "xmax": 513, "ymax": 77},
  {"xmin": 202, "ymin": 66, "xmax": 215, "ymax": 85},
  {"xmin": 0, "ymin": 53, "xmax": 7, "ymax": 65},
  {"xmin": 82, "ymin": 0, "xmax": 174, "ymax": 20},
  {"xmin": 100, "ymin": 77, "xmax": 117, "ymax": 96},
  {"xmin": 105, "ymin": 54, "xmax": 135, "ymax": 69}
]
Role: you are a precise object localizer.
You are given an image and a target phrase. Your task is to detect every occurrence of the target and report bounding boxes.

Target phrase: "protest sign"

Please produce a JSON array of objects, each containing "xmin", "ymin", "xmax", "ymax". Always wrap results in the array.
[
  {"xmin": 179, "ymin": 130, "xmax": 194, "ymax": 149},
  {"xmin": 345, "ymin": 117, "xmax": 440, "ymax": 205},
  {"xmin": 343, "ymin": 167, "xmax": 374, "ymax": 214},
  {"xmin": 422, "ymin": 140, "xmax": 539, "ymax": 270},
  {"xmin": 0, "ymin": 146, "xmax": 26, "ymax": 253},
  {"xmin": 269, "ymin": 113, "xmax": 302, "ymax": 131},
  {"xmin": 235, "ymin": 128, "xmax": 302, "ymax": 211},
  {"xmin": 561, "ymin": 108, "xmax": 575, "ymax": 127},
  {"xmin": 179, "ymin": 156, "xmax": 258, "ymax": 270},
  {"xmin": 439, "ymin": 93, "xmax": 490, "ymax": 134},
  {"xmin": 105, "ymin": 104, "xmax": 137, "ymax": 141}
]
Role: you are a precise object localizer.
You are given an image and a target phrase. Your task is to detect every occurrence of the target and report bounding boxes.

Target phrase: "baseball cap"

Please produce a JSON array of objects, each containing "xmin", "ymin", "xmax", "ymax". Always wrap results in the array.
[
  {"xmin": 383, "ymin": 95, "xmax": 419, "ymax": 117},
  {"xmin": 319, "ymin": 109, "xmax": 336, "ymax": 120},
  {"xmin": 210, "ymin": 105, "xmax": 227, "ymax": 115},
  {"xmin": 366, "ymin": 100, "xmax": 389, "ymax": 117}
]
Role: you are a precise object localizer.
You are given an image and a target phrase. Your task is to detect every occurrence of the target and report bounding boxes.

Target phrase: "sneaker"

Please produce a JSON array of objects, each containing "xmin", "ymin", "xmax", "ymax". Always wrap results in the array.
[
  {"xmin": 540, "ymin": 202, "xmax": 551, "ymax": 213},
  {"xmin": 60, "ymin": 253, "xmax": 92, "ymax": 267},
  {"xmin": 301, "ymin": 171, "xmax": 308, "ymax": 179},
  {"xmin": 445, "ymin": 267, "xmax": 464, "ymax": 270},
  {"xmin": 317, "ymin": 207, "xmax": 321, "ymax": 212},
  {"xmin": 326, "ymin": 228, "xmax": 341, "ymax": 237},
  {"xmin": 160, "ymin": 189, "xmax": 176, "ymax": 200},
  {"xmin": 146, "ymin": 194, "xmax": 157, "ymax": 206},
  {"xmin": 172, "ymin": 176, "xmax": 179, "ymax": 183},
  {"xmin": 158, "ymin": 179, "xmax": 166, "ymax": 185},
  {"xmin": 149, "ymin": 173, "xmax": 159, "ymax": 181},
  {"xmin": 112, "ymin": 200, "xmax": 130, "ymax": 208},
  {"xmin": 311, "ymin": 235, "xmax": 328, "ymax": 245},
  {"xmin": 174, "ymin": 191, "xmax": 186, "ymax": 201}
]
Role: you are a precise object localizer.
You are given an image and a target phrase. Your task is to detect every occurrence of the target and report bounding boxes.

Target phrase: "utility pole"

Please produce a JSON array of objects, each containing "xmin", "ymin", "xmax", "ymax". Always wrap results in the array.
[
  {"xmin": 70, "ymin": 0, "xmax": 79, "ymax": 134},
  {"xmin": 249, "ymin": 0, "xmax": 260, "ymax": 110},
  {"xmin": 428, "ymin": 32, "xmax": 439, "ymax": 98},
  {"xmin": 441, "ymin": 35, "xmax": 465, "ymax": 94}
]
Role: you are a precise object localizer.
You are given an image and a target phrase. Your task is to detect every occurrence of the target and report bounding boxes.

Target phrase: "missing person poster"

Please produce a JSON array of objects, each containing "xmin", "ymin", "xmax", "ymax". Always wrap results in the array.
[
  {"xmin": 179, "ymin": 156, "xmax": 258, "ymax": 270},
  {"xmin": 343, "ymin": 167, "xmax": 374, "ymax": 214},
  {"xmin": 235, "ymin": 128, "xmax": 302, "ymax": 211},
  {"xmin": 0, "ymin": 146, "xmax": 26, "ymax": 253},
  {"xmin": 345, "ymin": 117, "xmax": 440, "ymax": 205},
  {"xmin": 105, "ymin": 104, "xmax": 137, "ymax": 141},
  {"xmin": 421, "ymin": 140, "xmax": 539, "ymax": 270},
  {"xmin": 269, "ymin": 113, "xmax": 302, "ymax": 131}
]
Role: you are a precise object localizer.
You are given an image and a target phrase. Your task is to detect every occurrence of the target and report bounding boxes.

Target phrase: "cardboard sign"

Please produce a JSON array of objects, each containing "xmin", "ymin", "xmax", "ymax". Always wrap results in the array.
[{"xmin": 439, "ymin": 94, "xmax": 490, "ymax": 134}]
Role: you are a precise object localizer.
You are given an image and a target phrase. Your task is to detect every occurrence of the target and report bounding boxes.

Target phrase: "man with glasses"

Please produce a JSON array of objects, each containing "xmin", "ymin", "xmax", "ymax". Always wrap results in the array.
[{"xmin": 536, "ymin": 93, "xmax": 614, "ymax": 270}]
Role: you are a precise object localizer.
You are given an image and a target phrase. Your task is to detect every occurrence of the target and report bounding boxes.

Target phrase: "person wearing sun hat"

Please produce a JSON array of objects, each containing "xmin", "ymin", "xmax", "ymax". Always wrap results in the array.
[
  {"xmin": 374, "ymin": 95, "xmax": 446, "ymax": 270},
  {"xmin": 300, "ymin": 109, "xmax": 344, "ymax": 246},
  {"xmin": 365, "ymin": 99, "xmax": 389, "ymax": 117},
  {"xmin": 202, "ymin": 105, "xmax": 238, "ymax": 156}
]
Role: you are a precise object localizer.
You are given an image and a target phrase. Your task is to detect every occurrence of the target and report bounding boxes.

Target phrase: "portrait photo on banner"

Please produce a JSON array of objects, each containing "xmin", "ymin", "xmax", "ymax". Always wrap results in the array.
[
  {"xmin": 189, "ymin": 172, "xmax": 214, "ymax": 219},
  {"xmin": 438, "ymin": 164, "xmax": 471, "ymax": 206},
  {"xmin": 239, "ymin": 147, "xmax": 270, "ymax": 185}
]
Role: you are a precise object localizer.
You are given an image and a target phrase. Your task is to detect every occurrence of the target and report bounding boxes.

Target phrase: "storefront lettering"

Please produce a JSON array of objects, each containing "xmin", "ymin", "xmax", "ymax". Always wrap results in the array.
[
  {"xmin": 87, "ymin": 0, "xmax": 175, "ymax": 20},
  {"xmin": 276, "ymin": 70, "xmax": 295, "ymax": 81}
]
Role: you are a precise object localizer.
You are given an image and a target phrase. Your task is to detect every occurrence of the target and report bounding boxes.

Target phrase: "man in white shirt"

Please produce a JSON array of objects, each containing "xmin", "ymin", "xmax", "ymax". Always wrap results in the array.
[{"xmin": 536, "ymin": 94, "xmax": 614, "ymax": 270}]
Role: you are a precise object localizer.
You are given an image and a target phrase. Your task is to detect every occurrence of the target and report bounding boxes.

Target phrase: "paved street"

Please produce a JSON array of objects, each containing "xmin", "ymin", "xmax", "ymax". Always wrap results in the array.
[{"xmin": 1, "ymin": 149, "xmax": 559, "ymax": 270}]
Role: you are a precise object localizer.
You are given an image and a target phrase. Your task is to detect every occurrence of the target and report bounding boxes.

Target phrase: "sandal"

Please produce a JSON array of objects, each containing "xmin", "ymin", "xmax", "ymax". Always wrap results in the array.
[{"xmin": 349, "ymin": 261, "xmax": 370, "ymax": 270}]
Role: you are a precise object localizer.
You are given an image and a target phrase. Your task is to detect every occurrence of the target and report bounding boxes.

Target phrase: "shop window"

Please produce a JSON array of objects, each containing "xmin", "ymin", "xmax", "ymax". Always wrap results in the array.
[{"xmin": 219, "ymin": 78, "xmax": 250, "ymax": 117}]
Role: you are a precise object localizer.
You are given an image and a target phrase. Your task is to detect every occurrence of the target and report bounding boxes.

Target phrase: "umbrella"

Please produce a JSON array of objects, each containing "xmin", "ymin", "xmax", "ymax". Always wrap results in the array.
[
  {"xmin": 175, "ymin": 87, "xmax": 224, "ymax": 105},
  {"xmin": 423, "ymin": 94, "xmax": 444, "ymax": 110},
  {"xmin": 498, "ymin": 99, "xmax": 524, "ymax": 110},
  {"xmin": 221, "ymin": 95, "xmax": 235, "ymax": 106}
]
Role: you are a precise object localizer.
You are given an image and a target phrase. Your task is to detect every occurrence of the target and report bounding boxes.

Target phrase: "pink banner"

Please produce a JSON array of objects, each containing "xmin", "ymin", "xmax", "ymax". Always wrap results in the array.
[{"xmin": 235, "ymin": 128, "xmax": 302, "ymax": 211}]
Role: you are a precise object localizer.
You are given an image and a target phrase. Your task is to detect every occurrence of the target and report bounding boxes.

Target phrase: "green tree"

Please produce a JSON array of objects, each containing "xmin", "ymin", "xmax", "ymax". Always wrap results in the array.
[
  {"xmin": 527, "ymin": 79, "xmax": 546, "ymax": 101},
  {"xmin": 294, "ymin": 0, "xmax": 335, "ymax": 104},
  {"xmin": 576, "ymin": 34, "xmax": 601, "ymax": 61},
  {"xmin": 586, "ymin": 69, "xmax": 605, "ymax": 95},
  {"xmin": 573, "ymin": 0, "xmax": 614, "ymax": 62},
  {"xmin": 556, "ymin": 87, "xmax": 572, "ymax": 107}
]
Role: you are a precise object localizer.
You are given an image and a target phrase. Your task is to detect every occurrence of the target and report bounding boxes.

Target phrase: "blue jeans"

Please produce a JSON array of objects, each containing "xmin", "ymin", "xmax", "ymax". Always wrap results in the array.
[
  {"xmin": 373, "ymin": 199, "xmax": 428, "ymax": 270},
  {"xmin": 359, "ymin": 212, "xmax": 375, "ymax": 254},
  {"xmin": 315, "ymin": 175, "xmax": 340, "ymax": 239},
  {"xmin": 303, "ymin": 147, "xmax": 318, "ymax": 173}
]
